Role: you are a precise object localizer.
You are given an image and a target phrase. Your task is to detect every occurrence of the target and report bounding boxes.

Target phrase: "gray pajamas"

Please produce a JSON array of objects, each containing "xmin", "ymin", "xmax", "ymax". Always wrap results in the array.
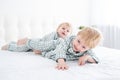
[
  {"xmin": 42, "ymin": 36, "xmax": 99, "ymax": 63},
  {"xmin": 7, "ymin": 32, "xmax": 63, "ymax": 52}
]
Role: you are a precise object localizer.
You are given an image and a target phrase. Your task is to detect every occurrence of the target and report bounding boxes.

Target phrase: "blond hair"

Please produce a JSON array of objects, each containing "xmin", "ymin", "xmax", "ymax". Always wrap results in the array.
[
  {"xmin": 57, "ymin": 22, "xmax": 72, "ymax": 33},
  {"xmin": 77, "ymin": 27, "xmax": 102, "ymax": 48}
]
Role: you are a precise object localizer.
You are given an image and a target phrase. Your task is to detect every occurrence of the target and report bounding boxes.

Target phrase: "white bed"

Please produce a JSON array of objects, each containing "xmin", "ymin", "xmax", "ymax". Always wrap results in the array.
[
  {"xmin": 0, "ymin": 0, "xmax": 120, "ymax": 79},
  {"xmin": 0, "ymin": 46, "xmax": 120, "ymax": 80},
  {"xmin": 0, "ymin": 15, "xmax": 120, "ymax": 80}
]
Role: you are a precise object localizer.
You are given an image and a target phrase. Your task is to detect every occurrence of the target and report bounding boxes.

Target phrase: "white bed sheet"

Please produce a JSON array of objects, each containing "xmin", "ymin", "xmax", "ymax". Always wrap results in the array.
[{"xmin": 0, "ymin": 46, "xmax": 120, "ymax": 80}]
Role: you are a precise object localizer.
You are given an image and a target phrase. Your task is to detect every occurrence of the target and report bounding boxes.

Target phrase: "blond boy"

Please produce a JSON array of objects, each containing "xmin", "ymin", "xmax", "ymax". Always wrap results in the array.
[{"xmin": 40, "ymin": 27, "xmax": 102, "ymax": 70}]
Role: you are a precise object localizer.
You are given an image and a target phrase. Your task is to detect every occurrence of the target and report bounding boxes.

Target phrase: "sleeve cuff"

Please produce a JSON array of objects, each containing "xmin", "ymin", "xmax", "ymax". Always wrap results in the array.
[{"xmin": 56, "ymin": 58, "xmax": 66, "ymax": 62}]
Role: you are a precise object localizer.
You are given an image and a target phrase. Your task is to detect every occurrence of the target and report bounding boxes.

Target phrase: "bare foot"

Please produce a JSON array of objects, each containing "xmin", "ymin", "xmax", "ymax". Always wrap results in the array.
[{"xmin": 1, "ymin": 44, "xmax": 8, "ymax": 50}]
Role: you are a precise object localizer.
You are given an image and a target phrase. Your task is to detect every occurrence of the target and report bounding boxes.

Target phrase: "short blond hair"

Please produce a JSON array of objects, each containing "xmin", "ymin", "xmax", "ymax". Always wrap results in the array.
[
  {"xmin": 57, "ymin": 22, "xmax": 72, "ymax": 33},
  {"xmin": 77, "ymin": 27, "xmax": 102, "ymax": 48}
]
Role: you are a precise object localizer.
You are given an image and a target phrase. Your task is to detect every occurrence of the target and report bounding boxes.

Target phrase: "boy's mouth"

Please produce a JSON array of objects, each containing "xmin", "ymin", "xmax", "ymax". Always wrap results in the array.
[{"xmin": 62, "ymin": 32, "xmax": 65, "ymax": 35}]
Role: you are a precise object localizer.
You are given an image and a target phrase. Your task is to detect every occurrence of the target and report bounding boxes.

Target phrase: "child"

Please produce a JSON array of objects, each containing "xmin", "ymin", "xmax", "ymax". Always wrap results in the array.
[
  {"xmin": 40, "ymin": 27, "xmax": 102, "ymax": 70},
  {"xmin": 1, "ymin": 22, "xmax": 72, "ymax": 54}
]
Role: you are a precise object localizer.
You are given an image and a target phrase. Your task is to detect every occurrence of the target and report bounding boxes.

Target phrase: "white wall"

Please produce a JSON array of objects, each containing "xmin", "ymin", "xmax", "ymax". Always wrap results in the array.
[
  {"xmin": 0, "ymin": 0, "xmax": 90, "ymax": 37},
  {"xmin": 1, "ymin": 0, "xmax": 120, "ymax": 49},
  {"xmin": 90, "ymin": 0, "xmax": 120, "ymax": 49},
  {"xmin": 0, "ymin": 0, "xmax": 91, "ymax": 43},
  {"xmin": 90, "ymin": 0, "xmax": 120, "ymax": 26}
]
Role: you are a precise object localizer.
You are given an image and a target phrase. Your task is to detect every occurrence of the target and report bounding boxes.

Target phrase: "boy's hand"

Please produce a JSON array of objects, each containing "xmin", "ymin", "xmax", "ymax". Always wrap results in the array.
[
  {"xmin": 17, "ymin": 38, "xmax": 28, "ymax": 45},
  {"xmin": 78, "ymin": 55, "xmax": 91, "ymax": 65},
  {"xmin": 56, "ymin": 59, "xmax": 69, "ymax": 70},
  {"xmin": 33, "ymin": 50, "xmax": 42, "ymax": 54}
]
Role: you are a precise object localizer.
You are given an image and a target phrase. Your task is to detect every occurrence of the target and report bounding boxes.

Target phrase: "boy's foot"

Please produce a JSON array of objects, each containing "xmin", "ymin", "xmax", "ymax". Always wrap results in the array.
[{"xmin": 1, "ymin": 44, "xmax": 8, "ymax": 50}]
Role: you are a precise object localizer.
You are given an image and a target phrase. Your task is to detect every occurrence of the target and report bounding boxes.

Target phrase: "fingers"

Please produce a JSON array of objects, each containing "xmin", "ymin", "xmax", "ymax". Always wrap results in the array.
[
  {"xmin": 78, "ymin": 59, "xmax": 86, "ymax": 65},
  {"xmin": 78, "ymin": 60, "xmax": 86, "ymax": 65},
  {"xmin": 55, "ymin": 64, "xmax": 69, "ymax": 70},
  {"xmin": 56, "ymin": 66, "xmax": 68, "ymax": 70},
  {"xmin": 33, "ymin": 50, "xmax": 42, "ymax": 54}
]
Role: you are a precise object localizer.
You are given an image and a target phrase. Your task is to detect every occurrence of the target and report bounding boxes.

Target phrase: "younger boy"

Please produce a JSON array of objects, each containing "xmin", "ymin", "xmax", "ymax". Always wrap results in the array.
[
  {"xmin": 1, "ymin": 22, "xmax": 72, "ymax": 53},
  {"xmin": 40, "ymin": 27, "xmax": 102, "ymax": 70}
]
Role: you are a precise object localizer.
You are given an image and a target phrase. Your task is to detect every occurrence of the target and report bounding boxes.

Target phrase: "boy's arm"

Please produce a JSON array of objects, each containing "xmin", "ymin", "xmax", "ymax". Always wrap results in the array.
[
  {"xmin": 87, "ymin": 55, "xmax": 96, "ymax": 63},
  {"xmin": 54, "ymin": 39, "xmax": 69, "ymax": 70},
  {"xmin": 85, "ymin": 50, "xmax": 99, "ymax": 63},
  {"xmin": 78, "ymin": 50, "xmax": 99, "ymax": 65}
]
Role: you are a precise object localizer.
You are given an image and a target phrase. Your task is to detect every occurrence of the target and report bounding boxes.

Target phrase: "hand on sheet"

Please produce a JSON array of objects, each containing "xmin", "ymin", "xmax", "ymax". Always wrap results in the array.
[
  {"xmin": 17, "ymin": 38, "xmax": 28, "ymax": 45},
  {"xmin": 78, "ymin": 55, "xmax": 91, "ymax": 65},
  {"xmin": 33, "ymin": 50, "xmax": 42, "ymax": 54},
  {"xmin": 56, "ymin": 59, "xmax": 69, "ymax": 70}
]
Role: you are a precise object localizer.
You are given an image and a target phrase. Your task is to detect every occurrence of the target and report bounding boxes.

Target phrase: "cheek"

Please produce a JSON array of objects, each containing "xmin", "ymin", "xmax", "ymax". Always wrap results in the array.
[
  {"xmin": 58, "ymin": 30, "xmax": 62, "ymax": 33},
  {"xmin": 67, "ymin": 31, "xmax": 70, "ymax": 34},
  {"xmin": 77, "ymin": 46, "xmax": 85, "ymax": 52},
  {"xmin": 58, "ymin": 30, "xmax": 61, "ymax": 32},
  {"xmin": 76, "ymin": 45, "xmax": 81, "ymax": 50},
  {"xmin": 65, "ymin": 32, "xmax": 69, "ymax": 35},
  {"xmin": 78, "ymin": 47, "xmax": 82, "ymax": 51},
  {"xmin": 74, "ymin": 41, "xmax": 77, "ymax": 46}
]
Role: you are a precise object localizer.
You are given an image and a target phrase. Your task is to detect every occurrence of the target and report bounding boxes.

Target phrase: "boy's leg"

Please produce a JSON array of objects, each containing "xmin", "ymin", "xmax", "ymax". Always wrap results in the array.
[
  {"xmin": 26, "ymin": 38, "xmax": 63, "ymax": 52},
  {"xmin": 3, "ymin": 42, "xmax": 30, "ymax": 52}
]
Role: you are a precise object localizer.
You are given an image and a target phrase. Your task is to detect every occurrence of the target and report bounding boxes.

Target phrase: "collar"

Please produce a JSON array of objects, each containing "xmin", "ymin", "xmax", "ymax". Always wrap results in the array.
[{"xmin": 68, "ymin": 39, "xmax": 84, "ymax": 56}]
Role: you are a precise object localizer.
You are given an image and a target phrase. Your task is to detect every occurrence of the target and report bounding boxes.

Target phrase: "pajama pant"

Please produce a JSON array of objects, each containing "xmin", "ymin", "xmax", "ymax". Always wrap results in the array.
[{"xmin": 8, "ymin": 38, "xmax": 63, "ymax": 52}]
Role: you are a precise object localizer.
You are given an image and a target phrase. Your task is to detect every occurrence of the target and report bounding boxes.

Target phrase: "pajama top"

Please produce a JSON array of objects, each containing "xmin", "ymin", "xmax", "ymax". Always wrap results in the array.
[{"xmin": 42, "ymin": 36, "xmax": 99, "ymax": 63}]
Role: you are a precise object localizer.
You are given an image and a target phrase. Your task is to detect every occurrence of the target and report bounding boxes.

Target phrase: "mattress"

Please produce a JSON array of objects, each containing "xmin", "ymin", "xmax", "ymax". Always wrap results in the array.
[{"xmin": 0, "ymin": 46, "xmax": 120, "ymax": 80}]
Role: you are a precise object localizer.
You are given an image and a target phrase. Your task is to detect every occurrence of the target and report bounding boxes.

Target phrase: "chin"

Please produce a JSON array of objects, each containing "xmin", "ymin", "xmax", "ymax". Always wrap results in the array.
[{"xmin": 61, "ymin": 36, "xmax": 65, "ymax": 38}]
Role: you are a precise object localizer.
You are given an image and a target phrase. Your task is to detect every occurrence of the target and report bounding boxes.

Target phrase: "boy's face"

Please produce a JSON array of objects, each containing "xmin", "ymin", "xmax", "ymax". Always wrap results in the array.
[
  {"xmin": 57, "ymin": 24, "xmax": 71, "ymax": 38},
  {"xmin": 72, "ymin": 36, "xmax": 90, "ymax": 53}
]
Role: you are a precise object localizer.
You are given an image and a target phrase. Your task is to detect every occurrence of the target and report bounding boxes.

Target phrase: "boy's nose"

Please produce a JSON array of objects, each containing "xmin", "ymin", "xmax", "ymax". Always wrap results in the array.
[
  {"xmin": 64, "ymin": 30, "xmax": 68, "ymax": 33},
  {"xmin": 63, "ymin": 30, "xmax": 66, "ymax": 34},
  {"xmin": 79, "ymin": 46, "xmax": 83, "ymax": 52}
]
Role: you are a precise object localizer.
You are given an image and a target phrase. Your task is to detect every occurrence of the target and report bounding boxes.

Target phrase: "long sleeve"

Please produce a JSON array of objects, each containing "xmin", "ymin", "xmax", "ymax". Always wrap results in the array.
[
  {"xmin": 55, "ymin": 41, "xmax": 68, "ymax": 61},
  {"xmin": 41, "ymin": 32, "xmax": 58, "ymax": 41},
  {"xmin": 84, "ymin": 50, "xmax": 99, "ymax": 63},
  {"xmin": 41, "ymin": 38, "xmax": 69, "ymax": 61}
]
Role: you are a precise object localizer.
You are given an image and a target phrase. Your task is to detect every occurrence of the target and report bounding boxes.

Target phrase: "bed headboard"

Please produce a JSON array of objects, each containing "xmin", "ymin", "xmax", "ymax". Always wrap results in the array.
[
  {"xmin": 0, "ymin": 0, "xmax": 90, "ymax": 45},
  {"xmin": 0, "ymin": 15, "xmax": 67, "ymax": 43}
]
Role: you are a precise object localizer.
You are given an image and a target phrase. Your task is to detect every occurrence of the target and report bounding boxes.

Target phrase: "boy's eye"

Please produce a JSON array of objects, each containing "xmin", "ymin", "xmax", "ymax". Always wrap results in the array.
[
  {"xmin": 82, "ymin": 46, "xmax": 86, "ymax": 49},
  {"xmin": 67, "ymin": 30, "xmax": 69, "ymax": 32},
  {"xmin": 62, "ymin": 28, "xmax": 65, "ymax": 30}
]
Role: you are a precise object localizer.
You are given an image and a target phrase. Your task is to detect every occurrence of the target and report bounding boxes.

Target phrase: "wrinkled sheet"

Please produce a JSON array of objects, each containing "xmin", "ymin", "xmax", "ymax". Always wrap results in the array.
[{"xmin": 0, "ymin": 47, "xmax": 120, "ymax": 80}]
